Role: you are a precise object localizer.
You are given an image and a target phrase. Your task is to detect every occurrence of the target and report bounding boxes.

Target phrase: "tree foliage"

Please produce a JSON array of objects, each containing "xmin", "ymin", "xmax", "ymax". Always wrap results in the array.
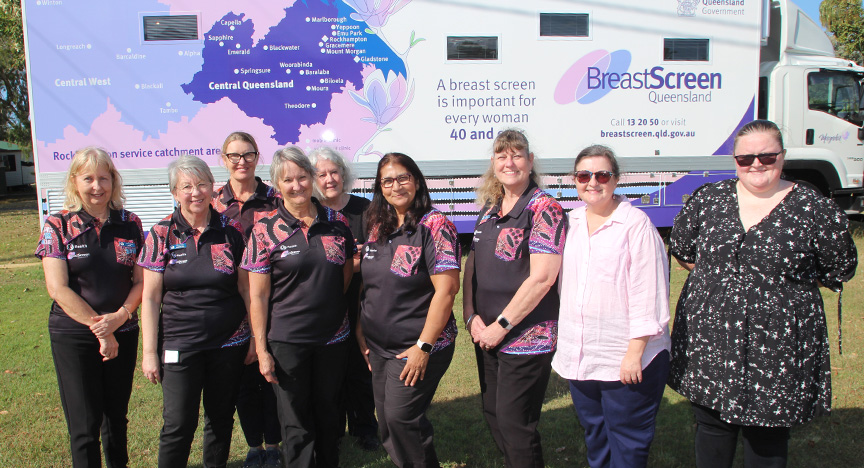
[
  {"xmin": 820, "ymin": 0, "xmax": 864, "ymax": 64},
  {"xmin": 0, "ymin": 0, "xmax": 30, "ymax": 149}
]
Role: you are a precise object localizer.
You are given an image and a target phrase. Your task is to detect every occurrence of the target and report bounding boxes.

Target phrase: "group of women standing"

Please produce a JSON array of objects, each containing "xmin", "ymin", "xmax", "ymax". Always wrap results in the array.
[{"xmin": 38, "ymin": 120, "xmax": 857, "ymax": 468}]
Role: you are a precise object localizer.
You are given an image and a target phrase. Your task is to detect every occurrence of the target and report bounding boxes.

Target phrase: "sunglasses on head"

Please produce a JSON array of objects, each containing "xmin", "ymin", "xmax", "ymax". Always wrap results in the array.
[
  {"xmin": 574, "ymin": 170, "xmax": 615, "ymax": 184},
  {"xmin": 733, "ymin": 151, "xmax": 783, "ymax": 167}
]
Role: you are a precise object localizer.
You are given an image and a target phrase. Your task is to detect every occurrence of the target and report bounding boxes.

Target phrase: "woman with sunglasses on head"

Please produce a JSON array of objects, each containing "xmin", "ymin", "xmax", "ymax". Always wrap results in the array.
[
  {"xmin": 357, "ymin": 153, "xmax": 461, "ymax": 468},
  {"xmin": 212, "ymin": 132, "xmax": 282, "ymax": 468},
  {"xmin": 552, "ymin": 145, "xmax": 670, "ymax": 468},
  {"xmin": 669, "ymin": 120, "xmax": 857, "ymax": 468},
  {"xmin": 243, "ymin": 146, "xmax": 355, "ymax": 468},
  {"xmin": 36, "ymin": 147, "xmax": 144, "ymax": 468},
  {"xmin": 463, "ymin": 129, "xmax": 566, "ymax": 468},
  {"xmin": 139, "ymin": 155, "xmax": 250, "ymax": 468}
]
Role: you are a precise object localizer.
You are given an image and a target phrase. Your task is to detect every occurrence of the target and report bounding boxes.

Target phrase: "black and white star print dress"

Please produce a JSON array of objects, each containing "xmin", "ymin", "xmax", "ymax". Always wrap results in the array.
[{"xmin": 668, "ymin": 179, "xmax": 857, "ymax": 427}]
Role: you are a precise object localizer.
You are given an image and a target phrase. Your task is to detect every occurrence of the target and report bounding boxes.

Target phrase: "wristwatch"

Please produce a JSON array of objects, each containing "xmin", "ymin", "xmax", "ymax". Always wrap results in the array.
[
  {"xmin": 496, "ymin": 314, "xmax": 513, "ymax": 330},
  {"xmin": 465, "ymin": 314, "xmax": 478, "ymax": 330},
  {"xmin": 416, "ymin": 340, "xmax": 433, "ymax": 353}
]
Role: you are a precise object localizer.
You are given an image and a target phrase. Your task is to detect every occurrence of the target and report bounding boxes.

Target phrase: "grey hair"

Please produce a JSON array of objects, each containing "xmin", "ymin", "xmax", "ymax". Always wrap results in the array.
[
  {"xmin": 271, "ymin": 146, "xmax": 315, "ymax": 183},
  {"xmin": 168, "ymin": 154, "xmax": 215, "ymax": 193},
  {"xmin": 308, "ymin": 146, "xmax": 356, "ymax": 197}
]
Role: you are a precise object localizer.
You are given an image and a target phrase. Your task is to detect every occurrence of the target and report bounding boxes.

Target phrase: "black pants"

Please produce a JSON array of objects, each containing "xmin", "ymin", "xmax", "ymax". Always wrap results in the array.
[
  {"xmin": 370, "ymin": 344, "xmax": 454, "ymax": 468},
  {"xmin": 691, "ymin": 402, "xmax": 790, "ymax": 468},
  {"xmin": 158, "ymin": 345, "xmax": 246, "ymax": 468},
  {"xmin": 476, "ymin": 347, "xmax": 553, "ymax": 468},
  {"xmin": 338, "ymin": 330, "xmax": 379, "ymax": 438},
  {"xmin": 236, "ymin": 362, "xmax": 282, "ymax": 447},
  {"xmin": 269, "ymin": 340, "xmax": 348, "ymax": 468},
  {"xmin": 51, "ymin": 330, "xmax": 138, "ymax": 468}
]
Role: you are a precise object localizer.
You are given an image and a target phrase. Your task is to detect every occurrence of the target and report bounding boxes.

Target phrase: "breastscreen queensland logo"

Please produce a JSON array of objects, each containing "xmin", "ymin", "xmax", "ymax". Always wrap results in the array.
[{"xmin": 554, "ymin": 49, "xmax": 721, "ymax": 105}]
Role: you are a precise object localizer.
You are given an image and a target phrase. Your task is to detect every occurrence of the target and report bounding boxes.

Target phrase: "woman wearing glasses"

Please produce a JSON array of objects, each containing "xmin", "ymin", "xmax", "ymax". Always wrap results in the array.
[
  {"xmin": 139, "ymin": 155, "xmax": 250, "ymax": 468},
  {"xmin": 243, "ymin": 147, "xmax": 354, "ymax": 468},
  {"xmin": 552, "ymin": 145, "xmax": 670, "ymax": 468},
  {"xmin": 212, "ymin": 132, "xmax": 282, "ymax": 468},
  {"xmin": 357, "ymin": 153, "xmax": 461, "ymax": 468},
  {"xmin": 669, "ymin": 120, "xmax": 857, "ymax": 467},
  {"xmin": 463, "ymin": 129, "xmax": 566, "ymax": 467}
]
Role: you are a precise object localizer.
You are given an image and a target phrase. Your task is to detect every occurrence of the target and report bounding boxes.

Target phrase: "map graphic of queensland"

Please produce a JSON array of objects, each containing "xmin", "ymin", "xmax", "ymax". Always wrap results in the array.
[{"xmin": 183, "ymin": 0, "xmax": 402, "ymax": 145}]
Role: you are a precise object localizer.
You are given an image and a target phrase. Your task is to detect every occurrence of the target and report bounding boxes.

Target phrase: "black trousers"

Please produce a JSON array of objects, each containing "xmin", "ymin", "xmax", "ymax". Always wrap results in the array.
[
  {"xmin": 691, "ymin": 402, "xmax": 790, "ymax": 468},
  {"xmin": 269, "ymin": 340, "xmax": 348, "ymax": 468},
  {"xmin": 370, "ymin": 344, "xmax": 454, "ymax": 468},
  {"xmin": 158, "ymin": 345, "xmax": 246, "ymax": 468},
  {"xmin": 338, "ymin": 330, "xmax": 379, "ymax": 438},
  {"xmin": 51, "ymin": 330, "xmax": 138, "ymax": 468},
  {"xmin": 235, "ymin": 362, "xmax": 282, "ymax": 447},
  {"xmin": 475, "ymin": 347, "xmax": 553, "ymax": 468}
]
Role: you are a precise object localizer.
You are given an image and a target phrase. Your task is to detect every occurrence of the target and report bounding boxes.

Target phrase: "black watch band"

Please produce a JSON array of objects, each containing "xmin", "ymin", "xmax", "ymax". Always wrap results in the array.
[
  {"xmin": 496, "ymin": 314, "xmax": 513, "ymax": 330},
  {"xmin": 416, "ymin": 340, "xmax": 433, "ymax": 353}
]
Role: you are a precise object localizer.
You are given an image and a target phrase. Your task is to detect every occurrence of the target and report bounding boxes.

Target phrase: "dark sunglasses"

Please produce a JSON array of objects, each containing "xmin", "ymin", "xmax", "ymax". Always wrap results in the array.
[
  {"xmin": 733, "ymin": 151, "xmax": 782, "ymax": 167},
  {"xmin": 574, "ymin": 170, "xmax": 615, "ymax": 184}
]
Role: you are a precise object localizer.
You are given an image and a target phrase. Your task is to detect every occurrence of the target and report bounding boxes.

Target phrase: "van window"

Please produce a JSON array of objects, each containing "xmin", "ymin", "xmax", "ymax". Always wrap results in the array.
[
  {"xmin": 540, "ymin": 13, "xmax": 589, "ymax": 37},
  {"xmin": 663, "ymin": 38, "xmax": 709, "ymax": 61},
  {"xmin": 447, "ymin": 37, "xmax": 498, "ymax": 60},
  {"xmin": 143, "ymin": 15, "xmax": 199, "ymax": 41},
  {"xmin": 808, "ymin": 71, "xmax": 864, "ymax": 126}
]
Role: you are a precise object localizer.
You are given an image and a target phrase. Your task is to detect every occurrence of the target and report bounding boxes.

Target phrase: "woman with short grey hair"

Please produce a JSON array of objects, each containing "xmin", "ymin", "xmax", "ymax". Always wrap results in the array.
[
  {"xmin": 309, "ymin": 146, "xmax": 380, "ymax": 450},
  {"xmin": 244, "ymin": 147, "xmax": 355, "ymax": 467},
  {"xmin": 139, "ymin": 154, "xmax": 251, "ymax": 468}
]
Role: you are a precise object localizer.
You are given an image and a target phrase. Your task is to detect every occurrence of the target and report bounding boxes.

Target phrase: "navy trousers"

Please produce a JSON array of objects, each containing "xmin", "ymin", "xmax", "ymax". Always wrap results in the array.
[{"xmin": 568, "ymin": 350, "xmax": 670, "ymax": 468}]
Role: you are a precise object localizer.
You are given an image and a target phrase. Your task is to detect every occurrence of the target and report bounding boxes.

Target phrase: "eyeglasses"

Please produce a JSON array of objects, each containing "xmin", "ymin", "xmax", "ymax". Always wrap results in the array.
[
  {"xmin": 733, "ymin": 151, "xmax": 782, "ymax": 167},
  {"xmin": 381, "ymin": 173, "xmax": 413, "ymax": 189},
  {"xmin": 178, "ymin": 182, "xmax": 212, "ymax": 194},
  {"xmin": 224, "ymin": 151, "xmax": 258, "ymax": 164},
  {"xmin": 574, "ymin": 170, "xmax": 615, "ymax": 184}
]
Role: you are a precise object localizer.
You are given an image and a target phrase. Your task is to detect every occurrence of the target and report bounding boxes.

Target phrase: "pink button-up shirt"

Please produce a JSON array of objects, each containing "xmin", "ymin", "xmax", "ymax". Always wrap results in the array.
[{"xmin": 552, "ymin": 196, "xmax": 671, "ymax": 382}]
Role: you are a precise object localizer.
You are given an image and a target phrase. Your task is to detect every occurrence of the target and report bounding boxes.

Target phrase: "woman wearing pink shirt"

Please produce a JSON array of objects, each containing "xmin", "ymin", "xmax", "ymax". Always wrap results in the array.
[{"xmin": 552, "ymin": 145, "xmax": 671, "ymax": 468}]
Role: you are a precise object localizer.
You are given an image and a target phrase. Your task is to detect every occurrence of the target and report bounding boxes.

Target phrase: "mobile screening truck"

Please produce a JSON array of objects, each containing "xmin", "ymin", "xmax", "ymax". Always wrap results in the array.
[{"xmin": 22, "ymin": 0, "xmax": 864, "ymax": 231}]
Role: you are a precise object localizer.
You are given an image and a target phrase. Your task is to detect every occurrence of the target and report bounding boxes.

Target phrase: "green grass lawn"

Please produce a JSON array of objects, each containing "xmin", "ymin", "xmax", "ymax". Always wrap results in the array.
[{"xmin": 2, "ymin": 190, "xmax": 863, "ymax": 467}]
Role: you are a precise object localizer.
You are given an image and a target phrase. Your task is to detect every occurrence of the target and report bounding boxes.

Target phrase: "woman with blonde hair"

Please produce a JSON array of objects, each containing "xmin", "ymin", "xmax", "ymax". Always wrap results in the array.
[
  {"xmin": 36, "ymin": 146, "xmax": 144, "ymax": 467},
  {"xmin": 463, "ymin": 129, "xmax": 567, "ymax": 467}
]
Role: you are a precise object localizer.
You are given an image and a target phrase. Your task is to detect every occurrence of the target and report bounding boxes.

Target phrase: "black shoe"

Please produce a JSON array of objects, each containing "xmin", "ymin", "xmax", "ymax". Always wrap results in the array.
[
  {"xmin": 242, "ymin": 448, "xmax": 263, "ymax": 468},
  {"xmin": 356, "ymin": 434, "xmax": 380, "ymax": 452}
]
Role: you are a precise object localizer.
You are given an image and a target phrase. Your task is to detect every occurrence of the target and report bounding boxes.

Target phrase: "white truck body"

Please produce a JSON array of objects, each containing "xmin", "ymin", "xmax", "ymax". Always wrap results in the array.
[{"xmin": 22, "ymin": 0, "xmax": 864, "ymax": 230}]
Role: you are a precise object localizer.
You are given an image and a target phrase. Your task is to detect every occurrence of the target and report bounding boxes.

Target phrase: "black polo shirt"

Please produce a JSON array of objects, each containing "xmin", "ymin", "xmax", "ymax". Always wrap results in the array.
[
  {"xmin": 137, "ymin": 206, "xmax": 249, "ymax": 351},
  {"xmin": 35, "ymin": 209, "xmax": 144, "ymax": 334},
  {"xmin": 212, "ymin": 177, "xmax": 279, "ymax": 238},
  {"xmin": 241, "ymin": 200, "xmax": 354, "ymax": 345},
  {"xmin": 337, "ymin": 194, "xmax": 371, "ymax": 325},
  {"xmin": 470, "ymin": 182, "xmax": 567, "ymax": 354},
  {"xmin": 360, "ymin": 209, "xmax": 461, "ymax": 357}
]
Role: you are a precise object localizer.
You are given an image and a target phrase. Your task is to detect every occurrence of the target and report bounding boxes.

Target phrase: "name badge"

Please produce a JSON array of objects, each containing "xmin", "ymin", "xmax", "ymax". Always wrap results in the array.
[
  {"xmin": 164, "ymin": 350, "xmax": 179, "ymax": 364},
  {"xmin": 169, "ymin": 243, "xmax": 186, "ymax": 250}
]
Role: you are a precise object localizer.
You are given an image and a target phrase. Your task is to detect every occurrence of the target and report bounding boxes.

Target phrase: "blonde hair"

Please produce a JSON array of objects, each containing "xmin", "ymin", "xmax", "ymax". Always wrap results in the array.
[
  {"xmin": 220, "ymin": 131, "xmax": 260, "ymax": 162},
  {"xmin": 63, "ymin": 147, "xmax": 124, "ymax": 212},
  {"xmin": 475, "ymin": 129, "xmax": 542, "ymax": 208}
]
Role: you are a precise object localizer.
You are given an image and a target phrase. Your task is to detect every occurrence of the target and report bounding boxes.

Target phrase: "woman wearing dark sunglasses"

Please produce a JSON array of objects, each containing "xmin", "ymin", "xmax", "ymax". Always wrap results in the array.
[
  {"xmin": 669, "ymin": 120, "xmax": 857, "ymax": 467},
  {"xmin": 553, "ymin": 145, "xmax": 671, "ymax": 468},
  {"xmin": 463, "ymin": 129, "xmax": 567, "ymax": 467}
]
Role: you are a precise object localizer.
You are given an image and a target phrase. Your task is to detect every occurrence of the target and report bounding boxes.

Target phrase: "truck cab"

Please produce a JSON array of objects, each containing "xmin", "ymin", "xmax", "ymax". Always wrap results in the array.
[{"xmin": 761, "ymin": 0, "xmax": 864, "ymax": 214}]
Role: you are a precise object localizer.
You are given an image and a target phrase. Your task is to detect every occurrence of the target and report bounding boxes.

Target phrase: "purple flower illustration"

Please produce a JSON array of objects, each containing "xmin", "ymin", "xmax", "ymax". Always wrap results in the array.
[
  {"xmin": 342, "ymin": 0, "xmax": 411, "ymax": 29},
  {"xmin": 350, "ymin": 69, "xmax": 414, "ymax": 128}
]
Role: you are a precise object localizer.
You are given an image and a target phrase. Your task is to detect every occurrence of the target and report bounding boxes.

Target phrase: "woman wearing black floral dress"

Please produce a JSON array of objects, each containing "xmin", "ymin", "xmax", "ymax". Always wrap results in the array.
[{"xmin": 669, "ymin": 120, "xmax": 857, "ymax": 468}]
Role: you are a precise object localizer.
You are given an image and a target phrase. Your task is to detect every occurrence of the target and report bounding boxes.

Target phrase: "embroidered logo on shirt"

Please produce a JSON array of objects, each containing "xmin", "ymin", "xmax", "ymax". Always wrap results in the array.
[
  {"xmin": 495, "ymin": 228, "xmax": 525, "ymax": 261},
  {"xmin": 210, "ymin": 243, "xmax": 235, "ymax": 275},
  {"xmin": 321, "ymin": 236, "xmax": 346, "ymax": 265},
  {"xmin": 114, "ymin": 239, "xmax": 137, "ymax": 266},
  {"xmin": 390, "ymin": 245, "xmax": 422, "ymax": 277}
]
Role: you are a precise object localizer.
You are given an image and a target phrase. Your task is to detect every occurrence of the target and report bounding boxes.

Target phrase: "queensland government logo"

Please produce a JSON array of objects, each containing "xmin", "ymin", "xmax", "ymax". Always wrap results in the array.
[
  {"xmin": 677, "ymin": 0, "xmax": 700, "ymax": 16},
  {"xmin": 554, "ymin": 49, "xmax": 632, "ymax": 105}
]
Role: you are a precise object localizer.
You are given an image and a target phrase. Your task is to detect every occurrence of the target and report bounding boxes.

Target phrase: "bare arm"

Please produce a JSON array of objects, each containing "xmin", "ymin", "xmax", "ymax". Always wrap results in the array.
[
  {"xmin": 477, "ymin": 253, "xmax": 562, "ymax": 349},
  {"xmin": 90, "ymin": 265, "xmax": 144, "ymax": 338},
  {"xmin": 249, "ymin": 271, "xmax": 278, "ymax": 384},
  {"xmin": 462, "ymin": 251, "xmax": 486, "ymax": 342},
  {"xmin": 42, "ymin": 257, "xmax": 99, "ymax": 326},
  {"xmin": 140, "ymin": 269, "xmax": 163, "ymax": 383},
  {"xmin": 237, "ymin": 269, "xmax": 258, "ymax": 365},
  {"xmin": 396, "ymin": 269, "xmax": 460, "ymax": 386},
  {"xmin": 676, "ymin": 258, "xmax": 695, "ymax": 271}
]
